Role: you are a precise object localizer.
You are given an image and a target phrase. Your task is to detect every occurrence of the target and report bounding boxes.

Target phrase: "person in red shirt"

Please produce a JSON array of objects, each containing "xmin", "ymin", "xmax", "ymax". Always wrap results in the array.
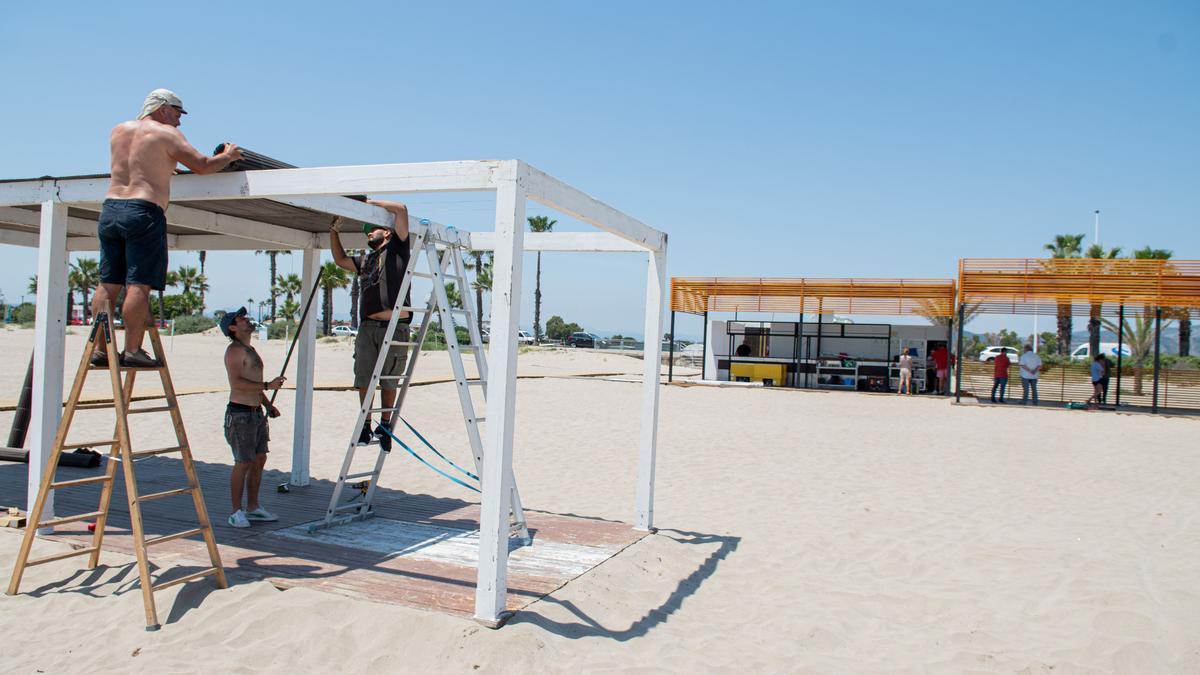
[
  {"xmin": 931, "ymin": 345, "xmax": 952, "ymax": 395},
  {"xmin": 991, "ymin": 351, "xmax": 1011, "ymax": 403}
]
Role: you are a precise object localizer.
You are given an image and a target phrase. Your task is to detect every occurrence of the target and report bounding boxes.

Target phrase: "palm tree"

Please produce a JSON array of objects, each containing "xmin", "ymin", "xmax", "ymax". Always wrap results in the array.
[
  {"xmin": 66, "ymin": 268, "xmax": 79, "ymax": 325},
  {"xmin": 27, "ymin": 275, "xmax": 37, "ymax": 295},
  {"xmin": 278, "ymin": 273, "xmax": 303, "ymax": 305},
  {"xmin": 915, "ymin": 299, "xmax": 981, "ymax": 329},
  {"xmin": 1133, "ymin": 247, "xmax": 1186, "ymax": 357},
  {"xmin": 279, "ymin": 298, "xmax": 301, "ymax": 322},
  {"xmin": 255, "ymin": 249, "xmax": 292, "ymax": 320},
  {"xmin": 198, "ymin": 250, "xmax": 208, "ymax": 312},
  {"xmin": 1044, "ymin": 234, "xmax": 1085, "ymax": 355},
  {"xmin": 1099, "ymin": 246, "xmax": 1177, "ymax": 396},
  {"xmin": 175, "ymin": 265, "xmax": 202, "ymax": 296},
  {"xmin": 159, "ymin": 269, "xmax": 180, "ymax": 320},
  {"xmin": 319, "ymin": 261, "xmax": 350, "ymax": 335},
  {"xmin": 466, "ymin": 250, "xmax": 493, "ymax": 335},
  {"xmin": 528, "ymin": 215, "xmax": 556, "ymax": 342},
  {"xmin": 1084, "ymin": 244, "xmax": 1122, "ymax": 357}
]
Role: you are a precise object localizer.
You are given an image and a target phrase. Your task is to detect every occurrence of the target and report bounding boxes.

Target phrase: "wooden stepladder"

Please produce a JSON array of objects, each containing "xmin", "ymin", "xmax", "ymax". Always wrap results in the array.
[{"xmin": 6, "ymin": 306, "xmax": 226, "ymax": 631}]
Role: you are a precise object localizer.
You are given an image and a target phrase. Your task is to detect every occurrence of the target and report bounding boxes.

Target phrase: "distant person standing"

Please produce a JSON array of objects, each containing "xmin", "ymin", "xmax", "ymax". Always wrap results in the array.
[
  {"xmin": 931, "ymin": 345, "xmax": 951, "ymax": 395},
  {"xmin": 1019, "ymin": 344, "xmax": 1043, "ymax": 405},
  {"xmin": 991, "ymin": 350, "xmax": 1011, "ymax": 403},
  {"xmin": 1100, "ymin": 354, "xmax": 1114, "ymax": 403},
  {"xmin": 1087, "ymin": 354, "xmax": 1105, "ymax": 408},
  {"xmin": 897, "ymin": 350, "xmax": 914, "ymax": 395}
]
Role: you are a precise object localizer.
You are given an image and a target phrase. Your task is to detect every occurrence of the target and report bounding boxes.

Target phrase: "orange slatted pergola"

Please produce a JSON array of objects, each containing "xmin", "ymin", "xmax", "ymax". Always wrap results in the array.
[
  {"xmin": 954, "ymin": 258, "xmax": 1200, "ymax": 412},
  {"xmin": 670, "ymin": 277, "xmax": 958, "ymax": 317}
]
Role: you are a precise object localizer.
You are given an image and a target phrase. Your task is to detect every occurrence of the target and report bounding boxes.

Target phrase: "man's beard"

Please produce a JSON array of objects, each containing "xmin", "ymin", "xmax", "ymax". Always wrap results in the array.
[{"xmin": 368, "ymin": 237, "xmax": 384, "ymax": 251}]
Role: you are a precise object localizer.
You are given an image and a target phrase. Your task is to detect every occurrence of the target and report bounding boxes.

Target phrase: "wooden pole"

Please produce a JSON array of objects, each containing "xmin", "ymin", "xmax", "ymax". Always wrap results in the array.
[
  {"xmin": 667, "ymin": 310, "xmax": 676, "ymax": 382},
  {"xmin": 290, "ymin": 248, "xmax": 320, "ymax": 486},
  {"xmin": 954, "ymin": 304, "xmax": 965, "ymax": 402}
]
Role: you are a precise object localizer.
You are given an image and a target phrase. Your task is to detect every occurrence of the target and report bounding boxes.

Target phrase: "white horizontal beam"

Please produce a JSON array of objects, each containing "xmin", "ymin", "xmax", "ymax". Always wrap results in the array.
[
  {"xmin": 173, "ymin": 234, "xmax": 284, "ymax": 251},
  {"xmin": 0, "ymin": 228, "xmax": 39, "ymax": 247},
  {"xmin": 0, "ymin": 206, "xmax": 97, "ymax": 236},
  {"xmin": 165, "ymin": 204, "xmax": 316, "ymax": 250},
  {"xmin": 468, "ymin": 231, "xmax": 646, "ymax": 252},
  {"xmin": 519, "ymin": 162, "xmax": 665, "ymax": 252},
  {"xmin": 271, "ymin": 196, "xmax": 395, "ymax": 229}
]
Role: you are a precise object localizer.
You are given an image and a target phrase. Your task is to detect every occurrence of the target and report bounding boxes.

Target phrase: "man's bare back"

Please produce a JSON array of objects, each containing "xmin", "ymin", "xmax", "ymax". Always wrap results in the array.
[{"xmin": 106, "ymin": 92, "xmax": 242, "ymax": 210}]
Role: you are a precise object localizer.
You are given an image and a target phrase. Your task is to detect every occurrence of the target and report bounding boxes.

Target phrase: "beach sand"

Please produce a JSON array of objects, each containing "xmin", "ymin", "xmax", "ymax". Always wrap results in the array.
[{"xmin": 1, "ymin": 329, "xmax": 1198, "ymax": 673}]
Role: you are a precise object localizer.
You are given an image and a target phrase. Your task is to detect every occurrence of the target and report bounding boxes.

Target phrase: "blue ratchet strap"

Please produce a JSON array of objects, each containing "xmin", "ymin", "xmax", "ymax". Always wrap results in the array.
[
  {"xmin": 377, "ymin": 424, "xmax": 481, "ymax": 493},
  {"xmin": 396, "ymin": 416, "xmax": 480, "ymax": 482}
]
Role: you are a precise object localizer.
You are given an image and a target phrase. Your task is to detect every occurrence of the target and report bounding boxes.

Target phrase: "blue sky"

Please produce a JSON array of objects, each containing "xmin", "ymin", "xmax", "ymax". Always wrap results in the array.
[{"xmin": 0, "ymin": 1, "xmax": 1196, "ymax": 340}]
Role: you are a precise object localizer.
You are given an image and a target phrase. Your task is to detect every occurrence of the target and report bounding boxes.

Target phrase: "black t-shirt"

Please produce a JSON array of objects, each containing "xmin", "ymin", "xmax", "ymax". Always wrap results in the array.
[{"xmin": 354, "ymin": 233, "xmax": 412, "ymax": 322}]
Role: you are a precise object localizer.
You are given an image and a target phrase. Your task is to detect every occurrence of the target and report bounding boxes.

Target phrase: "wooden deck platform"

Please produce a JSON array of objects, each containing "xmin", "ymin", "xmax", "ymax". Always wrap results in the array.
[{"xmin": 0, "ymin": 457, "xmax": 645, "ymax": 620}]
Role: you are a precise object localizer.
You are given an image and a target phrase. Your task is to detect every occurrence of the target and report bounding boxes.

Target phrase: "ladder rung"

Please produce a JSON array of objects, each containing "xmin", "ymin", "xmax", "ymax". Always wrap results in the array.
[
  {"xmin": 144, "ymin": 528, "xmax": 203, "ymax": 547},
  {"xmin": 89, "ymin": 365, "xmax": 165, "ymax": 372},
  {"xmin": 394, "ymin": 306, "xmax": 432, "ymax": 314},
  {"xmin": 342, "ymin": 471, "xmax": 376, "ymax": 480},
  {"xmin": 378, "ymin": 375, "xmax": 407, "ymax": 380},
  {"xmin": 49, "ymin": 475, "xmax": 113, "ymax": 489},
  {"xmin": 136, "ymin": 487, "xmax": 194, "ymax": 502},
  {"xmin": 465, "ymin": 380, "xmax": 486, "ymax": 386},
  {"xmin": 27, "ymin": 546, "xmax": 99, "ymax": 566},
  {"xmin": 75, "ymin": 401, "xmax": 116, "ymax": 411},
  {"xmin": 334, "ymin": 502, "xmax": 368, "ymax": 512},
  {"xmin": 469, "ymin": 417, "xmax": 486, "ymax": 424},
  {"xmin": 63, "ymin": 439, "xmax": 118, "ymax": 450},
  {"xmin": 152, "ymin": 567, "xmax": 220, "ymax": 592},
  {"xmin": 38, "ymin": 510, "xmax": 104, "ymax": 529},
  {"xmin": 130, "ymin": 446, "xmax": 185, "ymax": 459},
  {"xmin": 388, "ymin": 340, "xmax": 418, "ymax": 346},
  {"xmin": 364, "ymin": 407, "xmax": 396, "ymax": 413},
  {"xmin": 127, "ymin": 405, "xmax": 173, "ymax": 415}
]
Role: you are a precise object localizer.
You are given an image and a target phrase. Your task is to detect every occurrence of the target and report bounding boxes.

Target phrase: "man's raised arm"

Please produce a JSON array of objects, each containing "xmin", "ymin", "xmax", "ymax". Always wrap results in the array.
[
  {"xmin": 170, "ymin": 131, "xmax": 244, "ymax": 175},
  {"xmin": 328, "ymin": 218, "xmax": 357, "ymax": 272}
]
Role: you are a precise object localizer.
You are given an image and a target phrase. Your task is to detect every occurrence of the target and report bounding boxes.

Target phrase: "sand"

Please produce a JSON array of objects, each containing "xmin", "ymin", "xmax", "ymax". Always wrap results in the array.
[{"xmin": 1, "ymin": 329, "xmax": 1198, "ymax": 673}]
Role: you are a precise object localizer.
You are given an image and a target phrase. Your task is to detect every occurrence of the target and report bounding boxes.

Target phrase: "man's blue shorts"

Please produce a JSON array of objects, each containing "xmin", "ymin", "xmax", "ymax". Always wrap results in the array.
[{"xmin": 98, "ymin": 198, "xmax": 168, "ymax": 291}]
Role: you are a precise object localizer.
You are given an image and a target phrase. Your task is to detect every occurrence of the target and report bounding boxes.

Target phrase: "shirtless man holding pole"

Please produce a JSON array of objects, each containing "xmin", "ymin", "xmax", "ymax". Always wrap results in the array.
[
  {"xmin": 220, "ymin": 307, "xmax": 284, "ymax": 528},
  {"xmin": 91, "ymin": 88, "xmax": 243, "ymax": 366}
]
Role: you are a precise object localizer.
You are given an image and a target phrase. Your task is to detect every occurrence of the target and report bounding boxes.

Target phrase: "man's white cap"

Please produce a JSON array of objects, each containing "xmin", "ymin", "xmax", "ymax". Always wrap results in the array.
[{"xmin": 138, "ymin": 88, "xmax": 187, "ymax": 119}]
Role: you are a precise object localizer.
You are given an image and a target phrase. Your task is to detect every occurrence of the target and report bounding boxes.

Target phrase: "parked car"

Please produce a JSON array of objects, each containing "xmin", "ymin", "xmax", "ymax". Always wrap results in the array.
[
  {"xmin": 332, "ymin": 325, "xmax": 358, "ymax": 337},
  {"xmin": 978, "ymin": 345, "xmax": 1020, "ymax": 363},
  {"xmin": 1069, "ymin": 342, "xmax": 1131, "ymax": 361},
  {"xmin": 567, "ymin": 332, "xmax": 606, "ymax": 348},
  {"xmin": 517, "ymin": 330, "xmax": 535, "ymax": 345}
]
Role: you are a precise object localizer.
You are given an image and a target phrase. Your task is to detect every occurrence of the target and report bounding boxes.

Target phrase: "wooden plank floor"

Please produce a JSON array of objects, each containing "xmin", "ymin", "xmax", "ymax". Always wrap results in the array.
[{"xmin": 0, "ymin": 457, "xmax": 645, "ymax": 618}]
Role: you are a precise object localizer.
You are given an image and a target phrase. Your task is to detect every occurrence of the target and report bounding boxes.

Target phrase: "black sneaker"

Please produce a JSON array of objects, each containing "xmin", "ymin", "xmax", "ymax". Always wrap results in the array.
[
  {"xmin": 90, "ymin": 350, "xmax": 109, "ymax": 368},
  {"xmin": 374, "ymin": 421, "xmax": 392, "ymax": 453},
  {"xmin": 120, "ymin": 349, "xmax": 160, "ymax": 368},
  {"xmin": 357, "ymin": 423, "xmax": 373, "ymax": 445}
]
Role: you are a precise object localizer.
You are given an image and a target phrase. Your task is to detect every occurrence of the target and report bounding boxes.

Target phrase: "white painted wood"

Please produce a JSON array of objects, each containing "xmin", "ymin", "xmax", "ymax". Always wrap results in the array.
[
  {"xmin": 0, "ymin": 178, "xmax": 66, "ymax": 206},
  {"xmin": 0, "ymin": 229, "xmax": 39, "ymax": 247},
  {"xmin": 475, "ymin": 162, "xmax": 525, "ymax": 623},
  {"xmin": 520, "ymin": 162, "xmax": 665, "ymax": 252},
  {"xmin": 171, "ymin": 234, "xmax": 280, "ymax": 251},
  {"xmin": 0, "ymin": 206, "xmax": 99, "ymax": 236},
  {"xmin": 165, "ymin": 204, "xmax": 315, "ymax": 249},
  {"xmin": 29, "ymin": 202, "xmax": 69, "ymax": 528},
  {"xmin": 290, "ymin": 249, "xmax": 320, "ymax": 486},
  {"xmin": 271, "ymin": 196, "xmax": 395, "ymax": 229},
  {"xmin": 468, "ymin": 231, "xmax": 646, "ymax": 253},
  {"xmin": 635, "ymin": 247, "xmax": 667, "ymax": 531}
]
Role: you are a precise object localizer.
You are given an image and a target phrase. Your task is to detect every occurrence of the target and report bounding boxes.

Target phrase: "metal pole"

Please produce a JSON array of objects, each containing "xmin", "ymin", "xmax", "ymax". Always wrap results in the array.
[
  {"xmin": 1152, "ymin": 307, "xmax": 1162, "ymax": 413},
  {"xmin": 6, "ymin": 353, "xmax": 34, "ymax": 449},
  {"xmin": 1115, "ymin": 304, "xmax": 1124, "ymax": 406},
  {"xmin": 668, "ymin": 311, "xmax": 676, "ymax": 382},
  {"xmin": 269, "ymin": 268, "xmax": 323, "ymax": 407},
  {"xmin": 701, "ymin": 311, "xmax": 708, "ymax": 380},
  {"xmin": 954, "ymin": 304, "xmax": 965, "ymax": 402}
]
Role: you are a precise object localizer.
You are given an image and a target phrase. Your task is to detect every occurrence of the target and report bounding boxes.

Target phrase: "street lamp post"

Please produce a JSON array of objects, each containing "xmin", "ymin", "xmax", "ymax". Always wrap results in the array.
[{"xmin": 1094, "ymin": 209, "xmax": 1100, "ymax": 246}]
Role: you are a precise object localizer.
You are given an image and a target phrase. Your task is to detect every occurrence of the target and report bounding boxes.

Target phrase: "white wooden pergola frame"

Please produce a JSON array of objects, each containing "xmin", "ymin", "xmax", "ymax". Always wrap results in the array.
[{"xmin": 0, "ymin": 159, "xmax": 667, "ymax": 624}]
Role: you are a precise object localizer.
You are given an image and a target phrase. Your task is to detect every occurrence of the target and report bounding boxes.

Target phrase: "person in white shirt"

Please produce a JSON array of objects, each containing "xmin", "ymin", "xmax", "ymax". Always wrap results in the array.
[{"xmin": 1018, "ymin": 344, "xmax": 1043, "ymax": 405}]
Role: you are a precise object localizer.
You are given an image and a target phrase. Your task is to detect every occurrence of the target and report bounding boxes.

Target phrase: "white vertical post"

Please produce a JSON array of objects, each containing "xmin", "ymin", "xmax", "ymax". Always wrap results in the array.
[
  {"xmin": 636, "ymin": 246, "xmax": 667, "ymax": 530},
  {"xmin": 291, "ymin": 248, "xmax": 319, "ymax": 486},
  {"xmin": 28, "ymin": 201, "xmax": 69, "ymax": 526},
  {"xmin": 475, "ymin": 162, "xmax": 525, "ymax": 625}
]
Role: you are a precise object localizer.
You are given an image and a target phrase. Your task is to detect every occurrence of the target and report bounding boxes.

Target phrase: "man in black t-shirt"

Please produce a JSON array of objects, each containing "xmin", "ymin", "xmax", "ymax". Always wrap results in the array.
[{"xmin": 330, "ymin": 200, "xmax": 411, "ymax": 451}]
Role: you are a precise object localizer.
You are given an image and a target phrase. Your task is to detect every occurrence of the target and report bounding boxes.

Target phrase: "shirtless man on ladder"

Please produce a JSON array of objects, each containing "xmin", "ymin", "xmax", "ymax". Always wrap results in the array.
[
  {"xmin": 328, "ymin": 201, "xmax": 412, "ymax": 452},
  {"xmin": 92, "ymin": 88, "xmax": 242, "ymax": 367}
]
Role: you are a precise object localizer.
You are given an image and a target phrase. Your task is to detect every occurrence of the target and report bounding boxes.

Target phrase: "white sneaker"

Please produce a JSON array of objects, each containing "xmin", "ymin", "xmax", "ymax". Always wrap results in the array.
[
  {"xmin": 228, "ymin": 510, "xmax": 251, "ymax": 528},
  {"xmin": 245, "ymin": 507, "xmax": 278, "ymax": 522}
]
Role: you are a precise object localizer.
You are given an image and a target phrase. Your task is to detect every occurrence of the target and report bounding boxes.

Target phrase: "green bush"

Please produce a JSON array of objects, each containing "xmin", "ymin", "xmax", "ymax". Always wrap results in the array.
[
  {"xmin": 268, "ymin": 320, "xmax": 298, "ymax": 340},
  {"xmin": 173, "ymin": 315, "xmax": 216, "ymax": 335},
  {"xmin": 15, "ymin": 303, "xmax": 36, "ymax": 324},
  {"xmin": 1161, "ymin": 355, "xmax": 1200, "ymax": 370}
]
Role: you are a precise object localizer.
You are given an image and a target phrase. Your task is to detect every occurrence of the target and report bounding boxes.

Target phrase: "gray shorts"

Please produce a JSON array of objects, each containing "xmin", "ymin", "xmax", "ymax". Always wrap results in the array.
[
  {"xmin": 354, "ymin": 320, "xmax": 410, "ymax": 390},
  {"xmin": 224, "ymin": 405, "xmax": 269, "ymax": 464}
]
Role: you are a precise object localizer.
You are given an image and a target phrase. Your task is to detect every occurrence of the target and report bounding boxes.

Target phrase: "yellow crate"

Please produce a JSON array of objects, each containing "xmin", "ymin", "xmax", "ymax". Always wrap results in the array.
[{"xmin": 730, "ymin": 363, "xmax": 786, "ymax": 386}]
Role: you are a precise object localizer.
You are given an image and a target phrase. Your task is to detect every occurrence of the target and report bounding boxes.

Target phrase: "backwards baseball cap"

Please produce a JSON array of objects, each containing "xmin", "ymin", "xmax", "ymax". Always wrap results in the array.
[
  {"xmin": 139, "ymin": 88, "xmax": 187, "ymax": 119},
  {"xmin": 219, "ymin": 307, "xmax": 248, "ymax": 337},
  {"xmin": 363, "ymin": 221, "xmax": 391, "ymax": 234}
]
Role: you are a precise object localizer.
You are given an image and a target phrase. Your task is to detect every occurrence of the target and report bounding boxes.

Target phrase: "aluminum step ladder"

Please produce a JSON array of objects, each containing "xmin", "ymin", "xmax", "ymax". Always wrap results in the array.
[
  {"xmin": 313, "ymin": 222, "xmax": 529, "ymax": 542},
  {"xmin": 6, "ymin": 307, "xmax": 226, "ymax": 631}
]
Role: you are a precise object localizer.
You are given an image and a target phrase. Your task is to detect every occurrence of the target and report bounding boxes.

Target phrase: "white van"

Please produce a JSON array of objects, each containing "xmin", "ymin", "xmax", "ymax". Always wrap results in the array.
[{"xmin": 1070, "ymin": 342, "xmax": 1131, "ymax": 361}]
